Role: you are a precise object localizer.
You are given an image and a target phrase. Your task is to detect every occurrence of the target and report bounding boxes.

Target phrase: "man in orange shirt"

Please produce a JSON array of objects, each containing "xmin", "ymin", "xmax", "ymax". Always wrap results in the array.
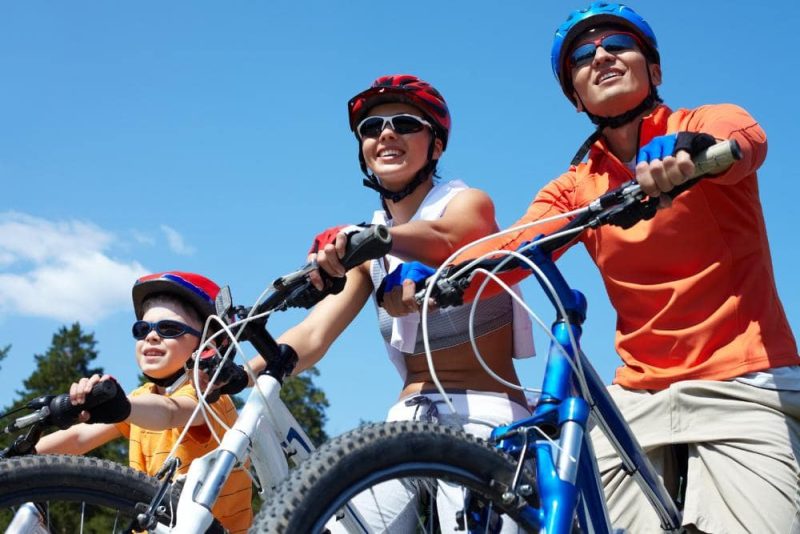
[{"xmin": 380, "ymin": 2, "xmax": 799, "ymax": 532}]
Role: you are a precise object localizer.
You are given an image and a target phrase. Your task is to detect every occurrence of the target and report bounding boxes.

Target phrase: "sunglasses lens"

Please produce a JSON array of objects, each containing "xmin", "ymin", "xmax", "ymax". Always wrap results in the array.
[
  {"xmin": 156, "ymin": 320, "xmax": 188, "ymax": 338},
  {"xmin": 132, "ymin": 320, "xmax": 151, "ymax": 340},
  {"xmin": 602, "ymin": 33, "xmax": 637, "ymax": 53},
  {"xmin": 358, "ymin": 117, "xmax": 385, "ymax": 138},
  {"xmin": 570, "ymin": 33, "xmax": 639, "ymax": 68},
  {"xmin": 570, "ymin": 43, "xmax": 596, "ymax": 68},
  {"xmin": 391, "ymin": 115, "xmax": 426, "ymax": 135}
]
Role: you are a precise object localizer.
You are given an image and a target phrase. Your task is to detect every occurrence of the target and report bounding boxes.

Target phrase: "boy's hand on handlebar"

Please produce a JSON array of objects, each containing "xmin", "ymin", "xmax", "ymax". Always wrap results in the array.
[
  {"xmin": 69, "ymin": 374, "xmax": 106, "ymax": 422},
  {"xmin": 636, "ymin": 132, "xmax": 716, "ymax": 199},
  {"xmin": 69, "ymin": 374, "xmax": 131, "ymax": 424},
  {"xmin": 192, "ymin": 346, "xmax": 249, "ymax": 402}
]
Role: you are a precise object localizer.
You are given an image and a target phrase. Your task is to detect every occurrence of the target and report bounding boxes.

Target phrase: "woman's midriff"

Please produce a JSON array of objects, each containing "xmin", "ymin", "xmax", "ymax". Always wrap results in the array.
[{"xmin": 400, "ymin": 323, "xmax": 527, "ymax": 407}]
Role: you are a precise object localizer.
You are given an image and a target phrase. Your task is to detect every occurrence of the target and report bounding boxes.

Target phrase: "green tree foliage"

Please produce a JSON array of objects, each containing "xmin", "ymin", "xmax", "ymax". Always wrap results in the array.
[
  {"xmin": 0, "ymin": 325, "xmax": 131, "ymax": 531},
  {"xmin": 0, "ymin": 344, "xmax": 8, "ymax": 372},
  {"xmin": 0, "ymin": 323, "xmax": 126, "ymax": 463},
  {"xmin": 279, "ymin": 366, "xmax": 329, "ymax": 446}
]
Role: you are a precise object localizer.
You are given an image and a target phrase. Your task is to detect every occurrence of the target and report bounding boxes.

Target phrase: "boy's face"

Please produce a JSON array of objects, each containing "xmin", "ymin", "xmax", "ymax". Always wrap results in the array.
[
  {"xmin": 135, "ymin": 302, "xmax": 201, "ymax": 381},
  {"xmin": 569, "ymin": 27, "xmax": 661, "ymax": 117}
]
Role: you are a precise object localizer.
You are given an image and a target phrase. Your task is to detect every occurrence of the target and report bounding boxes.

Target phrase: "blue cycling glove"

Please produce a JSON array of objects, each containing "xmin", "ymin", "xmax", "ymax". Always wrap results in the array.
[
  {"xmin": 376, "ymin": 261, "xmax": 436, "ymax": 305},
  {"xmin": 637, "ymin": 132, "xmax": 717, "ymax": 164},
  {"xmin": 636, "ymin": 134, "xmax": 677, "ymax": 163}
]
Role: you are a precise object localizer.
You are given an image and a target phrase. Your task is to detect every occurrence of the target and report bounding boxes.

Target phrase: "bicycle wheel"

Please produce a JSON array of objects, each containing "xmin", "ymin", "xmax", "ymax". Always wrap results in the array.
[
  {"xmin": 252, "ymin": 420, "xmax": 538, "ymax": 533},
  {"xmin": 0, "ymin": 454, "xmax": 222, "ymax": 533}
]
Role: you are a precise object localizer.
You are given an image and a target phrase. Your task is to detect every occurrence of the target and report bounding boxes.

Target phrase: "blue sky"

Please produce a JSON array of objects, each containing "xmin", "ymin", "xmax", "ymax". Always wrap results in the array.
[{"xmin": 1, "ymin": 1, "xmax": 797, "ymax": 437}]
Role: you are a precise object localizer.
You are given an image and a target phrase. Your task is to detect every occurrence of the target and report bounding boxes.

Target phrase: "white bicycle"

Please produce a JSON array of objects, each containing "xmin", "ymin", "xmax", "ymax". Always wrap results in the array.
[{"xmin": 0, "ymin": 225, "xmax": 391, "ymax": 534}]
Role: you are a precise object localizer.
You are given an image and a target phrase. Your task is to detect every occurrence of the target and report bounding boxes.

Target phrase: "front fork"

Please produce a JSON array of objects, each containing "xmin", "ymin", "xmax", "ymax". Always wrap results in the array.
[{"xmin": 491, "ymin": 297, "xmax": 598, "ymax": 532}]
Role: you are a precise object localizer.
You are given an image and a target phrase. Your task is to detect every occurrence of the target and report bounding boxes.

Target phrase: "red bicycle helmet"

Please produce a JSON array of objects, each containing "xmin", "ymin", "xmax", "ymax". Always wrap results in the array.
[
  {"xmin": 132, "ymin": 271, "xmax": 220, "ymax": 321},
  {"xmin": 348, "ymin": 74, "xmax": 451, "ymax": 149}
]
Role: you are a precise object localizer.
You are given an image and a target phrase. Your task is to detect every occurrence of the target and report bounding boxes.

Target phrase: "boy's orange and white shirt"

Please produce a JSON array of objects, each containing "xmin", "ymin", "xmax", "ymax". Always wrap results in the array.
[{"xmin": 115, "ymin": 380, "xmax": 252, "ymax": 533}]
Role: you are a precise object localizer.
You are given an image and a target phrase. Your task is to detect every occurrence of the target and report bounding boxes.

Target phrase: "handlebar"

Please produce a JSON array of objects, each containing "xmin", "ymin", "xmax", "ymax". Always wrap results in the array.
[
  {"xmin": 47, "ymin": 379, "xmax": 119, "ymax": 430},
  {"xmin": 340, "ymin": 225, "xmax": 393, "ymax": 269},
  {"xmin": 428, "ymin": 139, "xmax": 741, "ymax": 306},
  {"xmin": 269, "ymin": 225, "xmax": 391, "ymax": 301},
  {"xmin": 1, "ymin": 380, "xmax": 124, "ymax": 458},
  {"xmin": 232, "ymin": 225, "xmax": 392, "ymax": 381}
]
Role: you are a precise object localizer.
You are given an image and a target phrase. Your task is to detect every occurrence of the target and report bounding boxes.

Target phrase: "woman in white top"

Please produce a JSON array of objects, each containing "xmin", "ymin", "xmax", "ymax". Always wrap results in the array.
[{"xmin": 252, "ymin": 74, "xmax": 532, "ymax": 532}]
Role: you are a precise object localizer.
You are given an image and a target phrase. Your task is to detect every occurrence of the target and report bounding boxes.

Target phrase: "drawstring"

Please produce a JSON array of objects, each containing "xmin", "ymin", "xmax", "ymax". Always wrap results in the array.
[{"xmin": 404, "ymin": 395, "xmax": 445, "ymax": 423}]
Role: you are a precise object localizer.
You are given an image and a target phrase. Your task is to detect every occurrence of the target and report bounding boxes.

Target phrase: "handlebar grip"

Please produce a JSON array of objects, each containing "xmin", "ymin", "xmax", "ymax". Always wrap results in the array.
[
  {"xmin": 665, "ymin": 140, "xmax": 742, "ymax": 201},
  {"xmin": 48, "ymin": 380, "xmax": 118, "ymax": 430},
  {"xmin": 689, "ymin": 139, "xmax": 742, "ymax": 179},
  {"xmin": 339, "ymin": 225, "xmax": 392, "ymax": 270}
]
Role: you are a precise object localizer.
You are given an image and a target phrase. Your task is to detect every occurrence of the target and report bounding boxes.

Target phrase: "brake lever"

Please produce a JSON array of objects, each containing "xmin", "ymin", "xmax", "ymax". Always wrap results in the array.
[
  {"xmin": 272, "ymin": 263, "xmax": 316, "ymax": 292},
  {"xmin": 412, "ymin": 274, "xmax": 469, "ymax": 309}
]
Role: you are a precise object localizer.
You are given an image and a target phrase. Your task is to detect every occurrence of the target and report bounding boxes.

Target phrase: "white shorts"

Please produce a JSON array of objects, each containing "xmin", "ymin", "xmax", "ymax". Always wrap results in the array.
[{"xmin": 347, "ymin": 390, "xmax": 530, "ymax": 533}]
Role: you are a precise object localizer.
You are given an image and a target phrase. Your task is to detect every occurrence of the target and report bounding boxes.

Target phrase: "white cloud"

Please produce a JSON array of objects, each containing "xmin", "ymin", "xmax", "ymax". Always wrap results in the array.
[
  {"xmin": 0, "ymin": 212, "xmax": 148, "ymax": 323},
  {"xmin": 131, "ymin": 230, "xmax": 156, "ymax": 246},
  {"xmin": 160, "ymin": 225, "xmax": 195, "ymax": 256}
]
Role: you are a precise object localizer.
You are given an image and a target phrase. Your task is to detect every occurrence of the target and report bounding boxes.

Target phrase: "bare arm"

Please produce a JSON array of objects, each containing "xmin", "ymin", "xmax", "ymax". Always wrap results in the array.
[
  {"xmin": 387, "ymin": 188, "xmax": 499, "ymax": 265},
  {"xmin": 126, "ymin": 392, "xmax": 206, "ymax": 429},
  {"xmin": 36, "ymin": 422, "xmax": 122, "ymax": 455},
  {"xmin": 36, "ymin": 394, "xmax": 203, "ymax": 454}
]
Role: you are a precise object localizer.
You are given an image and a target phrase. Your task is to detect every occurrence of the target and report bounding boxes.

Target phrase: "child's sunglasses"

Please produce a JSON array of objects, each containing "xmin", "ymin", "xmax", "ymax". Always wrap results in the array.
[
  {"xmin": 569, "ymin": 32, "xmax": 641, "ymax": 69},
  {"xmin": 356, "ymin": 114, "xmax": 432, "ymax": 140},
  {"xmin": 132, "ymin": 319, "xmax": 202, "ymax": 340}
]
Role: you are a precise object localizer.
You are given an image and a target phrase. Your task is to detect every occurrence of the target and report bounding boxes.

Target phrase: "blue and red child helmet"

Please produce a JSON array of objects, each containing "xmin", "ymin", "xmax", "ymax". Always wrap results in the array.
[{"xmin": 132, "ymin": 271, "xmax": 220, "ymax": 322}]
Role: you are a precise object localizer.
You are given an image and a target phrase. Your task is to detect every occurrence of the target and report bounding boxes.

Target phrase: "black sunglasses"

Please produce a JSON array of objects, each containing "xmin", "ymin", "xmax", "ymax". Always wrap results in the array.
[
  {"xmin": 356, "ymin": 114, "xmax": 433, "ymax": 139},
  {"xmin": 132, "ymin": 319, "xmax": 202, "ymax": 340}
]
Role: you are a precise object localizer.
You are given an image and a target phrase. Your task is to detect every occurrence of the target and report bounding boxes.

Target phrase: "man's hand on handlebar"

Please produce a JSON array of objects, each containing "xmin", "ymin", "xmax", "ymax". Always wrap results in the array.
[{"xmin": 635, "ymin": 132, "xmax": 717, "ymax": 200}]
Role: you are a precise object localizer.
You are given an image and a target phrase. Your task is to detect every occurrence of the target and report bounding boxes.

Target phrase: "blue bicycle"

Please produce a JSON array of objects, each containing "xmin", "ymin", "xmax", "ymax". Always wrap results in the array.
[{"xmin": 252, "ymin": 140, "xmax": 740, "ymax": 534}]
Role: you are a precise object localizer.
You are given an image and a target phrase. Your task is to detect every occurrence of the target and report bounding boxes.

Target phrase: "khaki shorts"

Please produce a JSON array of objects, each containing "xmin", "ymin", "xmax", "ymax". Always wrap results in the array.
[{"xmin": 589, "ymin": 380, "xmax": 800, "ymax": 533}]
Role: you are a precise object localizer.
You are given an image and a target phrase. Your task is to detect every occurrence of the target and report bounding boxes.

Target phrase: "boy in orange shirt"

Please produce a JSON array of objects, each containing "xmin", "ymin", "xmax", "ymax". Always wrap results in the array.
[{"xmin": 37, "ymin": 271, "xmax": 252, "ymax": 533}]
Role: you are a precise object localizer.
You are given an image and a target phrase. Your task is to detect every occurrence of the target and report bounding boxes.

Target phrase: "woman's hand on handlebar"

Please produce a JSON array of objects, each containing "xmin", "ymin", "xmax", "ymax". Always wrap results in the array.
[
  {"xmin": 307, "ymin": 224, "xmax": 370, "ymax": 290},
  {"xmin": 381, "ymin": 280, "xmax": 422, "ymax": 317},
  {"xmin": 309, "ymin": 237, "xmax": 347, "ymax": 290},
  {"xmin": 377, "ymin": 261, "xmax": 437, "ymax": 317}
]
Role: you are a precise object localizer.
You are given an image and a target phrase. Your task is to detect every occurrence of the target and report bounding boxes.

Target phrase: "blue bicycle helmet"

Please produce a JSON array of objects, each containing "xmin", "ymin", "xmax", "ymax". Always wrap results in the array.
[{"xmin": 551, "ymin": 1, "xmax": 659, "ymax": 103}]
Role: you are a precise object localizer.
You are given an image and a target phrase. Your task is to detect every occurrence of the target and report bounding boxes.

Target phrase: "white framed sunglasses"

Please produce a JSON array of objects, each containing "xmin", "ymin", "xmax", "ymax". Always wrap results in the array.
[{"xmin": 356, "ymin": 114, "xmax": 433, "ymax": 139}]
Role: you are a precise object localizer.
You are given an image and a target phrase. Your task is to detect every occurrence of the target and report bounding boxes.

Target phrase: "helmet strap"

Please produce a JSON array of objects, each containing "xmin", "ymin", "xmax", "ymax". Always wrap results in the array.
[
  {"xmin": 570, "ymin": 75, "xmax": 662, "ymax": 166},
  {"xmin": 584, "ymin": 87, "xmax": 662, "ymax": 130},
  {"xmin": 570, "ymin": 128, "xmax": 604, "ymax": 167},
  {"xmin": 360, "ymin": 136, "xmax": 438, "ymax": 208},
  {"xmin": 143, "ymin": 368, "xmax": 186, "ymax": 389}
]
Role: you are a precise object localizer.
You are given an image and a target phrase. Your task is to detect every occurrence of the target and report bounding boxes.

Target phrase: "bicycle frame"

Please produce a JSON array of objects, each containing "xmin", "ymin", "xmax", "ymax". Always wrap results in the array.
[
  {"xmin": 169, "ymin": 372, "xmax": 309, "ymax": 533},
  {"xmin": 167, "ymin": 321, "xmax": 369, "ymax": 533},
  {"xmin": 153, "ymin": 225, "xmax": 394, "ymax": 532},
  {"xmin": 490, "ymin": 244, "xmax": 682, "ymax": 533}
]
